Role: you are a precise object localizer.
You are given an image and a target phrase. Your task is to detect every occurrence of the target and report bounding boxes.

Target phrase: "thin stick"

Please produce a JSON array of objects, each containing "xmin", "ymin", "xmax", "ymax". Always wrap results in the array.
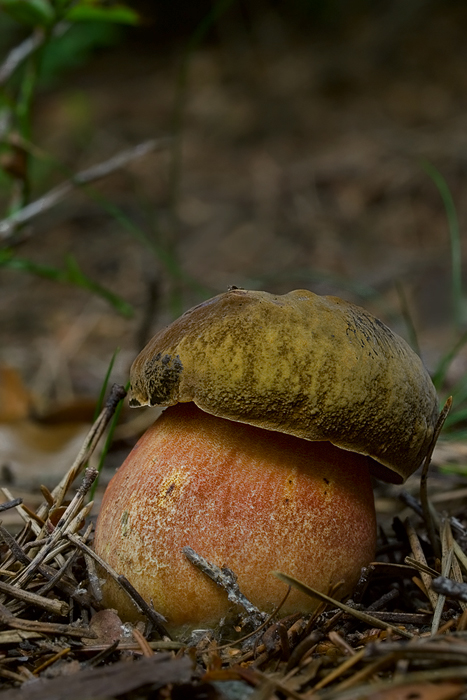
[
  {"xmin": 215, "ymin": 586, "xmax": 292, "ymax": 652},
  {"xmin": 42, "ymin": 540, "xmax": 73, "ymax": 566},
  {"xmin": 12, "ymin": 467, "xmax": 98, "ymax": 588},
  {"xmin": 454, "ymin": 540, "xmax": 467, "ymax": 574},
  {"xmin": 319, "ymin": 667, "xmax": 467, "ymax": 700},
  {"xmin": 0, "ymin": 24, "xmax": 69, "ymax": 85},
  {"xmin": 404, "ymin": 518, "xmax": 438, "ymax": 610},
  {"xmin": 80, "ymin": 523, "xmax": 103, "ymax": 604},
  {"xmin": 450, "ymin": 549, "xmax": 467, "ymax": 612},
  {"xmin": 0, "ymin": 524, "xmax": 32, "ymax": 567},
  {"xmin": 328, "ymin": 630, "xmax": 357, "ymax": 656},
  {"xmin": 67, "ymin": 533, "xmax": 170, "ymax": 639},
  {"xmin": 431, "ymin": 521, "xmax": 452, "ymax": 635},
  {"xmin": 35, "ymin": 549, "xmax": 81, "ymax": 602},
  {"xmin": 117, "ymin": 576, "xmax": 170, "ymax": 639},
  {"xmin": 63, "ymin": 501, "xmax": 94, "ymax": 537},
  {"xmin": 420, "ymin": 396, "xmax": 452, "ymax": 560},
  {"xmin": 332, "ymin": 653, "xmax": 398, "ymax": 693},
  {"xmin": 78, "ymin": 640, "xmax": 184, "ymax": 654},
  {"xmin": 250, "ymin": 667, "xmax": 304, "ymax": 700},
  {"xmin": 0, "ymin": 579, "xmax": 68, "ymax": 616},
  {"xmin": 0, "ymin": 523, "xmax": 87, "ymax": 605},
  {"xmin": 0, "ymin": 498, "xmax": 23, "ymax": 513},
  {"xmin": 432, "ymin": 518, "xmax": 457, "ymax": 634},
  {"xmin": 0, "ymin": 140, "xmax": 171, "ymax": 240},
  {"xmin": 313, "ymin": 648, "xmax": 367, "ymax": 691},
  {"xmin": 1, "ymin": 487, "xmax": 41, "ymax": 536},
  {"xmin": 132, "ymin": 628, "xmax": 154, "ymax": 657},
  {"xmin": 183, "ymin": 545, "xmax": 264, "ymax": 621},
  {"xmin": 33, "ymin": 647, "xmax": 71, "ymax": 675},
  {"xmin": 272, "ymin": 572, "xmax": 413, "ymax": 639},
  {"xmin": 431, "ymin": 576, "xmax": 467, "ymax": 602},
  {"xmin": 19, "ymin": 502, "xmax": 45, "ymax": 527},
  {"xmin": 37, "ymin": 384, "xmax": 126, "ymax": 521},
  {"xmin": 0, "ymin": 667, "xmax": 30, "ymax": 683},
  {"xmin": 404, "ymin": 556, "xmax": 439, "ymax": 578},
  {"xmin": 0, "ymin": 601, "xmax": 95, "ymax": 639}
]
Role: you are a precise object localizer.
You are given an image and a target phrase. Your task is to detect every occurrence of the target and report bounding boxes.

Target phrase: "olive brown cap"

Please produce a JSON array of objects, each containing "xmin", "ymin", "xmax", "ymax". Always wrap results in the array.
[{"xmin": 129, "ymin": 288, "xmax": 439, "ymax": 484}]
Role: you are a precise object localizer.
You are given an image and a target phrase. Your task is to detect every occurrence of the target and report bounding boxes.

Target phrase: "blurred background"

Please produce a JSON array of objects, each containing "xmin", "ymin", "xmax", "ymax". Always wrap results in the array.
[{"xmin": 2, "ymin": 0, "xmax": 467, "ymax": 504}]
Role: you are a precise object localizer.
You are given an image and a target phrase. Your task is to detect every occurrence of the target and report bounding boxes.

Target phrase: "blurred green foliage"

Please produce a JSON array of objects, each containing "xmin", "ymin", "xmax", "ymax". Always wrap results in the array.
[
  {"xmin": 0, "ymin": 249, "xmax": 134, "ymax": 316},
  {"xmin": 0, "ymin": 0, "xmax": 139, "ymax": 92},
  {"xmin": 421, "ymin": 164, "xmax": 467, "ymax": 441},
  {"xmin": 38, "ymin": 23, "xmax": 128, "ymax": 86},
  {"xmin": 0, "ymin": 0, "xmax": 138, "ymax": 315},
  {"xmin": 1, "ymin": 0, "xmax": 55, "ymax": 27},
  {"xmin": 0, "ymin": 0, "xmax": 138, "ymax": 27}
]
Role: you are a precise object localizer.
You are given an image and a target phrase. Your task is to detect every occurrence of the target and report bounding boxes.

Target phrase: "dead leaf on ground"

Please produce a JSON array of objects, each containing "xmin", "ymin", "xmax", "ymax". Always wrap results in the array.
[
  {"xmin": 83, "ymin": 609, "xmax": 126, "ymax": 647},
  {"xmin": 0, "ymin": 365, "xmax": 31, "ymax": 423},
  {"xmin": 0, "ymin": 369, "xmax": 98, "ymax": 490},
  {"xmin": 0, "ymin": 419, "xmax": 92, "ymax": 489}
]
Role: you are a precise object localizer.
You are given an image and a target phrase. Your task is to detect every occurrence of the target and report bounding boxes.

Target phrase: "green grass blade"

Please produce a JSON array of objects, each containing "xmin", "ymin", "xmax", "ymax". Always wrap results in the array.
[
  {"xmin": 93, "ymin": 347, "xmax": 121, "ymax": 421},
  {"xmin": 423, "ymin": 160, "xmax": 462, "ymax": 332},
  {"xmin": 443, "ymin": 407, "xmax": 467, "ymax": 429},
  {"xmin": 0, "ymin": 250, "xmax": 133, "ymax": 316},
  {"xmin": 89, "ymin": 349, "xmax": 125, "ymax": 502},
  {"xmin": 89, "ymin": 380, "xmax": 128, "ymax": 503},
  {"xmin": 432, "ymin": 326, "xmax": 467, "ymax": 389}
]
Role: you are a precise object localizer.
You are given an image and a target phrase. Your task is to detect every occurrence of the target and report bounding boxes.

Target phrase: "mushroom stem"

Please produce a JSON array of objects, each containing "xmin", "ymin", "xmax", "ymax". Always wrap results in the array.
[{"xmin": 94, "ymin": 403, "xmax": 377, "ymax": 630}]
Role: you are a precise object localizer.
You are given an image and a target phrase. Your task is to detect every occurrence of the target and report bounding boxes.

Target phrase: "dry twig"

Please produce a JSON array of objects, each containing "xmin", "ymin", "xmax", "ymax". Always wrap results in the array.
[
  {"xmin": 0, "ymin": 140, "xmax": 171, "ymax": 241},
  {"xmin": 183, "ymin": 545, "xmax": 265, "ymax": 623},
  {"xmin": 0, "ymin": 25, "xmax": 70, "ymax": 86}
]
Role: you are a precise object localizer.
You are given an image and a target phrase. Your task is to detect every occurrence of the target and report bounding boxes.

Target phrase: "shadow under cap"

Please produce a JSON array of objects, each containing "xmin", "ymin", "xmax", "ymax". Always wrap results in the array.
[{"xmin": 129, "ymin": 288, "xmax": 440, "ymax": 484}]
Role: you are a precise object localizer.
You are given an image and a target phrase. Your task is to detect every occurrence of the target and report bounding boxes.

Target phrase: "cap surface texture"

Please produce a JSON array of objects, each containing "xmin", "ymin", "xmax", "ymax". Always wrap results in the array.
[{"xmin": 130, "ymin": 289, "xmax": 439, "ymax": 483}]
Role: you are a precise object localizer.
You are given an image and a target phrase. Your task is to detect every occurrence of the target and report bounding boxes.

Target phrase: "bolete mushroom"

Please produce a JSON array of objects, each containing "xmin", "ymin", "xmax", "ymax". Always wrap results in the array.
[{"xmin": 94, "ymin": 289, "xmax": 439, "ymax": 630}]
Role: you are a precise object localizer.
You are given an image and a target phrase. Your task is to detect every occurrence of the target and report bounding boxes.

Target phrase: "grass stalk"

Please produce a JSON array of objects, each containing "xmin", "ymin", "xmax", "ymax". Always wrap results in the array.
[{"xmin": 423, "ymin": 160, "xmax": 462, "ymax": 333}]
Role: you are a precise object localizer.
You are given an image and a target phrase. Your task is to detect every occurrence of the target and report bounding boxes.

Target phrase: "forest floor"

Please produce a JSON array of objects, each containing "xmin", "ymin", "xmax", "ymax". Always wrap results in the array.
[{"xmin": 2, "ymin": 4, "xmax": 467, "ymax": 696}]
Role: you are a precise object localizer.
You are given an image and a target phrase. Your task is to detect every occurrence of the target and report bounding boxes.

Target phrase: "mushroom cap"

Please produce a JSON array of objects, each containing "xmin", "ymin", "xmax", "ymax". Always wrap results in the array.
[{"xmin": 129, "ymin": 288, "xmax": 439, "ymax": 483}]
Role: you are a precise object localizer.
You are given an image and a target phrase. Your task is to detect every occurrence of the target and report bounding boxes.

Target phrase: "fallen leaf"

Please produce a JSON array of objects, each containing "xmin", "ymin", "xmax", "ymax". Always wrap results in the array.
[
  {"xmin": 0, "ymin": 419, "xmax": 91, "ymax": 488},
  {"xmin": 0, "ymin": 369, "xmax": 97, "ymax": 490},
  {"xmin": 0, "ymin": 365, "xmax": 31, "ymax": 423},
  {"xmin": 83, "ymin": 609, "xmax": 125, "ymax": 647}
]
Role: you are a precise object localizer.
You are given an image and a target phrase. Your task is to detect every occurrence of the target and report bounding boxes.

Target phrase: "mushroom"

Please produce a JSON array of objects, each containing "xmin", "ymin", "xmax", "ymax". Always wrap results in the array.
[{"xmin": 94, "ymin": 288, "xmax": 439, "ymax": 630}]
